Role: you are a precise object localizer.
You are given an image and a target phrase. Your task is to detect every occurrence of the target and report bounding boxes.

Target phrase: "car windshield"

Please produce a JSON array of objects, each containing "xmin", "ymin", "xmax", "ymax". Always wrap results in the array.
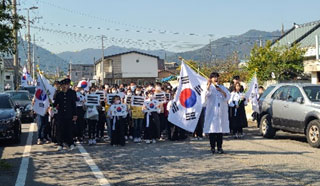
[
  {"xmin": 303, "ymin": 86, "xmax": 320, "ymax": 102},
  {"xmin": 7, "ymin": 92, "xmax": 30, "ymax": 100},
  {"xmin": 24, "ymin": 87, "xmax": 36, "ymax": 95},
  {"xmin": 0, "ymin": 96, "xmax": 13, "ymax": 109},
  {"xmin": 260, "ymin": 86, "xmax": 275, "ymax": 99}
]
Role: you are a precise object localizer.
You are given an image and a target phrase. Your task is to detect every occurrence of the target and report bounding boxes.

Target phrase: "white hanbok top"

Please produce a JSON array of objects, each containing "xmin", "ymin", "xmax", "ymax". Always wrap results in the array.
[{"xmin": 203, "ymin": 84, "xmax": 231, "ymax": 134}]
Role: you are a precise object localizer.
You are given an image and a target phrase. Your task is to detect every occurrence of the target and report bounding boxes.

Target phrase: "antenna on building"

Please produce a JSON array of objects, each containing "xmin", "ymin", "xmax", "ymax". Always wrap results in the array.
[{"xmin": 281, "ymin": 24, "xmax": 285, "ymax": 35}]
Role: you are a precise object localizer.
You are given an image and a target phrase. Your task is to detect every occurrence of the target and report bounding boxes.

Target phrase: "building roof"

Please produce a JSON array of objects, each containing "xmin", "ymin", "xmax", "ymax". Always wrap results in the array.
[
  {"xmin": 3, "ymin": 58, "xmax": 15, "ymax": 69},
  {"xmin": 272, "ymin": 20, "xmax": 320, "ymax": 48},
  {"xmin": 71, "ymin": 64, "xmax": 94, "ymax": 66},
  {"xmin": 95, "ymin": 51, "xmax": 160, "ymax": 64}
]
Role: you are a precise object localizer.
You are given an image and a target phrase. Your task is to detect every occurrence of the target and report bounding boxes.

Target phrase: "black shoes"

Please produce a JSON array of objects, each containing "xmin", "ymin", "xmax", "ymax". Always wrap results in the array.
[
  {"xmin": 211, "ymin": 148, "xmax": 215, "ymax": 154},
  {"xmin": 217, "ymin": 149, "xmax": 224, "ymax": 154}
]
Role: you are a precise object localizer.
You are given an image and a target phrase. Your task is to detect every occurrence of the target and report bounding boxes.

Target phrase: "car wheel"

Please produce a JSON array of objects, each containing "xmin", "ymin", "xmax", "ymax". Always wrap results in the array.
[
  {"xmin": 306, "ymin": 120, "xmax": 320, "ymax": 148},
  {"xmin": 260, "ymin": 114, "xmax": 276, "ymax": 138}
]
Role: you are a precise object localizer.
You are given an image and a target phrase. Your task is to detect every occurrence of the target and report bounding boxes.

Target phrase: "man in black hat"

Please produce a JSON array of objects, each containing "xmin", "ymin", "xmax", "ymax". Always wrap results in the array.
[{"xmin": 53, "ymin": 78, "xmax": 77, "ymax": 151}]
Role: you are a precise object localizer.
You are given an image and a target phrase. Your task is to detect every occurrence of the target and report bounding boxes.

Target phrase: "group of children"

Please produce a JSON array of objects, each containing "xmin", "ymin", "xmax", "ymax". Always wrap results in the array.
[{"xmin": 71, "ymin": 82, "xmax": 188, "ymax": 147}]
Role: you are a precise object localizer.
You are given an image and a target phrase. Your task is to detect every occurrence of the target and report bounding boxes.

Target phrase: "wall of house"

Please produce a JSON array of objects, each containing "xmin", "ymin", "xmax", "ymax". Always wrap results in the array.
[{"xmin": 121, "ymin": 53, "xmax": 158, "ymax": 78}]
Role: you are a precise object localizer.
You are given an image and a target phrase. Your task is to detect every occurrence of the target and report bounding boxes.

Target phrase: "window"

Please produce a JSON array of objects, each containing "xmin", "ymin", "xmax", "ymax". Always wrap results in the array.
[
  {"xmin": 0, "ymin": 96, "xmax": 13, "ymax": 109},
  {"xmin": 260, "ymin": 86, "xmax": 275, "ymax": 99},
  {"xmin": 5, "ymin": 75, "xmax": 10, "ymax": 80},
  {"xmin": 287, "ymin": 86, "xmax": 303, "ymax": 102},
  {"xmin": 272, "ymin": 86, "xmax": 289, "ymax": 100},
  {"xmin": 303, "ymin": 86, "xmax": 320, "ymax": 102}
]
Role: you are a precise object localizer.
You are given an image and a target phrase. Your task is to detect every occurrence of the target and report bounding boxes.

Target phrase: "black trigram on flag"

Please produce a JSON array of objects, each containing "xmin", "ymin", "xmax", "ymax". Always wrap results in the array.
[
  {"xmin": 181, "ymin": 76, "xmax": 190, "ymax": 84},
  {"xmin": 131, "ymin": 96, "xmax": 145, "ymax": 106},
  {"xmin": 194, "ymin": 85, "xmax": 203, "ymax": 96},
  {"xmin": 172, "ymin": 101, "xmax": 179, "ymax": 113},
  {"xmin": 186, "ymin": 112, "xmax": 196, "ymax": 120}
]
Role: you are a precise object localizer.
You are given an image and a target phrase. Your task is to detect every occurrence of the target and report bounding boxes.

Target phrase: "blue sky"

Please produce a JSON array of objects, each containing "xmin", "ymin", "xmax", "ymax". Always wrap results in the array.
[{"xmin": 19, "ymin": 0, "xmax": 320, "ymax": 53}]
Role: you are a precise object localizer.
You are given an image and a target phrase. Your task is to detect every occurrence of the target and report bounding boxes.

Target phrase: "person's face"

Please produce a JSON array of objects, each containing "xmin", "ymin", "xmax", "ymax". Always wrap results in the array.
[
  {"xmin": 211, "ymin": 77, "xmax": 218, "ymax": 83},
  {"xmin": 233, "ymin": 79, "xmax": 239, "ymax": 84},
  {"xmin": 235, "ymin": 84, "xmax": 241, "ymax": 92},
  {"xmin": 259, "ymin": 88, "xmax": 264, "ymax": 94}
]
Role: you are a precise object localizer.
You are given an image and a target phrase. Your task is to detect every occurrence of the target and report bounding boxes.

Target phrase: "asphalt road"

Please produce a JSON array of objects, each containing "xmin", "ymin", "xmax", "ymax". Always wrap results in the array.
[{"xmin": 1, "ymin": 122, "xmax": 320, "ymax": 186}]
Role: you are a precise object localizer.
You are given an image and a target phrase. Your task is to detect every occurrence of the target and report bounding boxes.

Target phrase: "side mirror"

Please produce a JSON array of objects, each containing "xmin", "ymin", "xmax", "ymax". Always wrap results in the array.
[{"xmin": 296, "ymin": 97, "xmax": 304, "ymax": 104}]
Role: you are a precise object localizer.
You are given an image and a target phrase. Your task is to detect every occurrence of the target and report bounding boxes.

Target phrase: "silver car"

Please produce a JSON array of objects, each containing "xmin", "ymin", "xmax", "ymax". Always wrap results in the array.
[{"xmin": 259, "ymin": 83, "xmax": 320, "ymax": 148}]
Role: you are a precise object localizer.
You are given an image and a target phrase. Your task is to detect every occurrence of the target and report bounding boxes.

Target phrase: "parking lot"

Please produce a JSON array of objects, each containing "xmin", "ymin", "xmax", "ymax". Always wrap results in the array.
[{"xmin": 1, "ymin": 121, "xmax": 320, "ymax": 186}]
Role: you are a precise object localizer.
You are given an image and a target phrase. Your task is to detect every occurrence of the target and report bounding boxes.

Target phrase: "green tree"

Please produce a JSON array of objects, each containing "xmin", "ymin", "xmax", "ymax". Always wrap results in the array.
[
  {"xmin": 247, "ymin": 41, "xmax": 306, "ymax": 84},
  {"xmin": 0, "ymin": 0, "xmax": 24, "ymax": 55}
]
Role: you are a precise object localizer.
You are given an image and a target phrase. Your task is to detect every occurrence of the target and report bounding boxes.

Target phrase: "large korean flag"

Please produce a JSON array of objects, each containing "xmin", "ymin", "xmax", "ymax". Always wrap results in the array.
[
  {"xmin": 33, "ymin": 74, "xmax": 56, "ymax": 116},
  {"xmin": 168, "ymin": 61, "xmax": 207, "ymax": 132}
]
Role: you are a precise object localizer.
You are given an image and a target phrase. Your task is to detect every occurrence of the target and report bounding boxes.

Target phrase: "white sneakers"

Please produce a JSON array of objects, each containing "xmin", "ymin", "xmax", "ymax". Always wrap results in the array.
[
  {"xmin": 70, "ymin": 145, "xmax": 75, "ymax": 151},
  {"xmin": 152, "ymin": 139, "xmax": 156, "ymax": 144},
  {"xmin": 57, "ymin": 146, "xmax": 63, "ymax": 151},
  {"xmin": 88, "ymin": 139, "xmax": 96, "ymax": 145},
  {"xmin": 145, "ymin": 140, "xmax": 151, "ymax": 144}
]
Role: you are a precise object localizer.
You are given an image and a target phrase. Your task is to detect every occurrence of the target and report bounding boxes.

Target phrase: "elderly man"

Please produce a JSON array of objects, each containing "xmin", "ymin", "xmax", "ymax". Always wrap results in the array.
[{"xmin": 203, "ymin": 72, "xmax": 231, "ymax": 154}]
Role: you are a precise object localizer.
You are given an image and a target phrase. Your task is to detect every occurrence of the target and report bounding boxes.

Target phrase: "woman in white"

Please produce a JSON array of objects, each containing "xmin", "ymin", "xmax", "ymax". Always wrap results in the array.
[
  {"xmin": 203, "ymin": 72, "xmax": 231, "ymax": 154},
  {"xmin": 229, "ymin": 82, "xmax": 248, "ymax": 139}
]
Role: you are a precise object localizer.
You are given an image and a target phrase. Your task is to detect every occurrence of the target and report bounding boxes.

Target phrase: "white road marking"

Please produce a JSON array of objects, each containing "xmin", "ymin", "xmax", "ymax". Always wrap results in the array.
[
  {"xmin": 77, "ymin": 144, "xmax": 110, "ymax": 186},
  {"xmin": 15, "ymin": 123, "xmax": 36, "ymax": 186}
]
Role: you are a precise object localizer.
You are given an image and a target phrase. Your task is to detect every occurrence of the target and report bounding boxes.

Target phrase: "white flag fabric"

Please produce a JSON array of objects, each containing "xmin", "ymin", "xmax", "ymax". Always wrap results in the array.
[
  {"xmin": 245, "ymin": 76, "xmax": 259, "ymax": 113},
  {"xmin": 168, "ymin": 61, "xmax": 207, "ymax": 132},
  {"xmin": 21, "ymin": 66, "xmax": 33, "ymax": 86},
  {"xmin": 77, "ymin": 80, "xmax": 89, "ymax": 91},
  {"xmin": 33, "ymin": 74, "xmax": 56, "ymax": 116}
]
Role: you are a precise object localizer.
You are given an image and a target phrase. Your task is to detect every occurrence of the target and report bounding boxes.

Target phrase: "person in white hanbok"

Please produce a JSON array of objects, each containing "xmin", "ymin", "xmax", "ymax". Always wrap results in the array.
[{"xmin": 203, "ymin": 72, "xmax": 231, "ymax": 154}]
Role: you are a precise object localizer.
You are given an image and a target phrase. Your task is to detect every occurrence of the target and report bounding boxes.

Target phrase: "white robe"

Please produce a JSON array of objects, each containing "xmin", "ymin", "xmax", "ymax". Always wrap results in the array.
[{"xmin": 203, "ymin": 84, "xmax": 231, "ymax": 134}]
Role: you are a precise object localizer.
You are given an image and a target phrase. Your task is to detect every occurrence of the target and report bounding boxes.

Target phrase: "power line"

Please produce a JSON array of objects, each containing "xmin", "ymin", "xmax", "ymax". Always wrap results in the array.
[{"xmin": 38, "ymin": 0, "xmax": 214, "ymax": 38}]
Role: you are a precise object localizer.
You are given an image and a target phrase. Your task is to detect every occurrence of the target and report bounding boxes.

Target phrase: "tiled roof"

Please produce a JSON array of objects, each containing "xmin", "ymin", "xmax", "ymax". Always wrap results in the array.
[
  {"xmin": 272, "ymin": 20, "xmax": 320, "ymax": 48},
  {"xmin": 95, "ymin": 51, "xmax": 160, "ymax": 64}
]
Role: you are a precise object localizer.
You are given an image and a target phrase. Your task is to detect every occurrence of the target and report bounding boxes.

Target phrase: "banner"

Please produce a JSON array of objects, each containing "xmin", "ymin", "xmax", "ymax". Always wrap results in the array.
[
  {"xmin": 125, "ymin": 95, "xmax": 132, "ymax": 105},
  {"xmin": 107, "ymin": 94, "xmax": 120, "ymax": 105},
  {"xmin": 168, "ymin": 61, "xmax": 207, "ymax": 132},
  {"xmin": 33, "ymin": 74, "xmax": 56, "ymax": 116},
  {"xmin": 144, "ymin": 100, "xmax": 160, "ymax": 113},
  {"xmin": 85, "ymin": 94, "xmax": 100, "ymax": 106},
  {"xmin": 131, "ymin": 96, "xmax": 145, "ymax": 106},
  {"xmin": 109, "ymin": 104, "xmax": 128, "ymax": 116},
  {"xmin": 154, "ymin": 93, "xmax": 166, "ymax": 103},
  {"xmin": 245, "ymin": 76, "xmax": 259, "ymax": 112},
  {"xmin": 95, "ymin": 91, "xmax": 105, "ymax": 102}
]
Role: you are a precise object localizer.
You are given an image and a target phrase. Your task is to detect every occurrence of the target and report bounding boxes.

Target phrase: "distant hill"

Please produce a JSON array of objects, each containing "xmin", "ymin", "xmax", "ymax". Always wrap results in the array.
[
  {"xmin": 57, "ymin": 46, "xmax": 175, "ymax": 64},
  {"xmin": 14, "ymin": 29, "xmax": 282, "ymax": 73},
  {"xmin": 18, "ymin": 38, "xmax": 68, "ymax": 73},
  {"xmin": 166, "ymin": 29, "xmax": 282, "ymax": 63}
]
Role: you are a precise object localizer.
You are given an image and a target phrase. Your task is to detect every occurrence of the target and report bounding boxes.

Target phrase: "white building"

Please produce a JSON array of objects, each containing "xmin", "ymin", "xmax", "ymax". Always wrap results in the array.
[
  {"xmin": 94, "ymin": 51, "xmax": 162, "ymax": 85},
  {"xmin": 0, "ymin": 59, "xmax": 16, "ymax": 91}
]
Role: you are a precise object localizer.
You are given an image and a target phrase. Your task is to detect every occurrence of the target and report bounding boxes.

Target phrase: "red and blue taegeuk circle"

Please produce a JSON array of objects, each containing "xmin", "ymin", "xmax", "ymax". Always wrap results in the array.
[
  {"xmin": 116, "ymin": 107, "xmax": 122, "ymax": 112},
  {"xmin": 149, "ymin": 103, "xmax": 155, "ymax": 109},
  {"xmin": 179, "ymin": 88, "xmax": 197, "ymax": 108},
  {"xmin": 22, "ymin": 75, "xmax": 26, "ymax": 80},
  {"xmin": 35, "ymin": 89, "xmax": 47, "ymax": 101},
  {"xmin": 81, "ymin": 81, "xmax": 88, "ymax": 88}
]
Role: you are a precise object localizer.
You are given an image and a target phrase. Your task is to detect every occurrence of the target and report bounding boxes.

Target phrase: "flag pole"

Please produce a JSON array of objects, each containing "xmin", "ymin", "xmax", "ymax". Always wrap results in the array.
[
  {"xmin": 36, "ymin": 65, "xmax": 54, "ymax": 106},
  {"xmin": 178, "ymin": 57, "xmax": 209, "ymax": 79}
]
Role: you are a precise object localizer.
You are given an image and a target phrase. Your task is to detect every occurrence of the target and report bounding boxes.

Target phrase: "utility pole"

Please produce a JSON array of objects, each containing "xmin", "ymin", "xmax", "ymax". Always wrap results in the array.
[
  {"xmin": 27, "ymin": 9, "xmax": 31, "ymax": 74},
  {"xmin": 32, "ymin": 34, "xmax": 35, "ymax": 81},
  {"xmin": 101, "ymin": 35, "xmax": 104, "ymax": 85},
  {"xmin": 12, "ymin": 0, "xmax": 19, "ymax": 89}
]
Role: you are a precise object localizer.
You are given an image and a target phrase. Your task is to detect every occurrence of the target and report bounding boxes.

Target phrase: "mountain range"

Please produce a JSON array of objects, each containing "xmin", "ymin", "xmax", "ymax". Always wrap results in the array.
[{"xmin": 17, "ymin": 29, "xmax": 282, "ymax": 73}]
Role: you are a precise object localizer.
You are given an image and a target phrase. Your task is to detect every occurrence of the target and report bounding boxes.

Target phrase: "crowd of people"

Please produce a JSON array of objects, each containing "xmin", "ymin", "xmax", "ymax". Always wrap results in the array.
[{"xmin": 33, "ymin": 73, "xmax": 264, "ymax": 154}]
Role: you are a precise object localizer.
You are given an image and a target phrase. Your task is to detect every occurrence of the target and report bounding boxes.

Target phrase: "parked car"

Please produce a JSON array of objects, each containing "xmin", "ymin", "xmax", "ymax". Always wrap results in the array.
[
  {"xmin": 0, "ymin": 94, "xmax": 22, "ymax": 143},
  {"xmin": 19, "ymin": 86, "xmax": 36, "ymax": 98},
  {"xmin": 259, "ymin": 83, "xmax": 320, "ymax": 148},
  {"xmin": 5, "ymin": 90, "xmax": 34, "ymax": 122}
]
